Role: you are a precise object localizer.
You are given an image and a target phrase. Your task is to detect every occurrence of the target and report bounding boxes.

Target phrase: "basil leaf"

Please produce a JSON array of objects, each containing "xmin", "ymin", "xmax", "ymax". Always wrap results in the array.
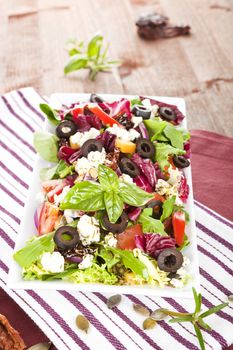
[
  {"xmin": 160, "ymin": 196, "xmax": 176, "ymax": 222},
  {"xmin": 87, "ymin": 34, "xmax": 103, "ymax": 58},
  {"xmin": 33, "ymin": 131, "xmax": 58, "ymax": 163},
  {"xmin": 119, "ymin": 182, "xmax": 153, "ymax": 207},
  {"xmin": 107, "ymin": 247, "xmax": 148, "ymax": 279},
  {"xmin": 138, "ymin": 209, "xmax": 167, "ymax": 235},
  {"xmin": 60, "ymin": 181, "xmax": 105, "ymax": 211},
  {"xmin": 104, "ymin": 192, "xmax": 123, "ymax": 223},
  {"xmin": 13, "ymin": 233, "xmax": 55, "ymax": 268},
  {"xmin": 155, "ymin": 143, "xmax": 185, "ymax": 170},
  {"xmin": 64, "ymin": 55, "xmax": 88, "ymax": 74},
  {"xmin": 39, "ymin": 103, "xmax": 60, "ymax": 126},
  {"xmin": 98, "ymin": 164, "xmax": 119, "ymax": 191},
  {"xmin": 163, "ymin": 124, "xmax": 184, "ymax": 149},
  {"xmin": 144, "ymin": 119, "xmax": 167, "ymax": 141}
]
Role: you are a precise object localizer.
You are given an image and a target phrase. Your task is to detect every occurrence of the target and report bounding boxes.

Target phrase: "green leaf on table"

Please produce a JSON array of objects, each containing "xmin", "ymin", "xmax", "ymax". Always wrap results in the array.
[
  {"xmin": 39, "ymin": 103, "xmax": 60, "ymax": 126},
  {"xmin": 64, "ymin": 55, "xmax": 88, "ymax": 74},
  {"xmin": 119, "ymin": 182, "xmax": 153, "ymax": 207},
  {"xmin": 163, "ymin": 124, "xmax": 184, "ymax": 149},
  {"xmin": 138, "ymin": 208, "xmax": 167, "ymax": 235},
  {"xmin": 160, "ymin": 196, "xmax": 176, "ymax": 222},
  {"xmin": 60, "ymin": 181, "xmax": 105, "ymax": 211},
  {"xmin": 193, "ymin": 324, "xmax": 205, "ymax": 350},
  {"xmin": 197, "ymin": 318, "xmax": 212, "ymax": 331},
  {"xmin": 13, "ymin": 233, "xmax": 55, "ymax": 268},
  {"xmin": 107, "ymin": 247, "xmax": 148, "ymax": 279},
  {"xmin": 155, "ymin": 143, "xmax": 185, "ymax": 170},
  {"xmin": 169, "ymin": 315, "xmax": 194, "ymax": 323},
  {"xmin": 200, "ymin": 303, "xmax": 229, "ymax": 319},
  {"xmin": 87, "ymin": 33, "xmax": 103, "ymax": 58},
  {"xmin": 104, "ymin": 191, "xmax": 123, "ymax": 224},
  {"xmin": 33, "ymin": 131, "xmax": 59, "ymax": 163},
  {"xmin": 98, "ymin": 164, "xmax": 119, "ymax": 191},
  {"xmin": 193, "ymin": 287, "xmax": 202, "ymax": 314}
]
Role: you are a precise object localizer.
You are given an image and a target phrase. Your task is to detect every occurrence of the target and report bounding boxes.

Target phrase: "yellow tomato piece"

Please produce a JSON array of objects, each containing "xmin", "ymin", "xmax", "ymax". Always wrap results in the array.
[{"xmin": 115, "ymin": 138, "xmax": 136, "ymax": 154}]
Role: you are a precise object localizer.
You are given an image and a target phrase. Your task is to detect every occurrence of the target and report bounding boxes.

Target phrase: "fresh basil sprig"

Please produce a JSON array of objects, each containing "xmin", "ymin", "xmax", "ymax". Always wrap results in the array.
[
  {"xmin": 64, "ymin": 34, "xmax": 121, "ymax": 81},
  {"xmin": 60, "ymin": 165, "xmax": 153, "ymax": 223}
]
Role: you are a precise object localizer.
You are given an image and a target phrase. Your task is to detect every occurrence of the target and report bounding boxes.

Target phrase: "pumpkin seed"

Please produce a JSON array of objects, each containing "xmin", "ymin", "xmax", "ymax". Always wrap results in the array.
[
  {"xmin": 76, "ymin": 315, "xmax": 89, "ymax": 333},
  {"xmin": 143, "ymin": 317, "xmax": 157, "ymax": 330},
  {"xmin": 133, "ymin": 303, "xmax": 150, "ymax": 317},
  {"xmin": 27, "ymin": 342, "xmax": 52, "ymax": 350},
  {"xmin": 107, "ymin": 294, "xmax": 122, "ymax": 309},
  {"xmin": 228, "ymin": 295, "xmax": 233, "ymax": 302},
  {"xmin": 150, "ymin": 308, "xmax": 168, "ymax": 321}
]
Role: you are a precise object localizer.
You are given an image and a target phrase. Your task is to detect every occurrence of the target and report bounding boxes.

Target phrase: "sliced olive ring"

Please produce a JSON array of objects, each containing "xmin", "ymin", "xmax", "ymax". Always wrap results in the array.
[
  {"xmin": 173, "ymin": 155, "xmax": 190, "ymax": 169},
  {"xmin": 80, "ymin": 139, "xmax": 103, "ymax": 157},
  {"xmin": 136, "ymin": 138, "xmax": 155, "ymax": 159},
  {"xmin": 102, "ymin": 211, "xmax": 128, "ymax": 234},
  {"xmin": 90, "ymin": 93, "xmax": 104, "ymax": 103},
  {"xmin": 147, "ymin": 199, "xmax": 163, "ymax": 219},
  {"xmin": 119, "ymin": 157, "xmax": 140, "ymax": 178},
  {"xmin": 131, "ymin": 105, "xmax": 151, "ymax": 120},
  {"xmin": 159, "ymin": 106, "xmax": 176, "ymax": 121},
  {"xmin": 54, "ymin": 226, "xmax": 80, "ymax": 250},
  {"xmin": 56, "ymin": 120, "xmax": 77, "ymax": 139},
  {"xmin": 157, "ymin": 248, "xmax": 183, "ymax": 273}
]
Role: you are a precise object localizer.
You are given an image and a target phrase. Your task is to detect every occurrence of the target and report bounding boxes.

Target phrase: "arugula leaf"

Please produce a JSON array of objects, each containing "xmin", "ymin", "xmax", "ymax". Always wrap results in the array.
[
  {"xmin": 130, "ymin": 97, "xmax": 142, "ymax": 107},
  {"xmin": 107, "ymin": 247, "xmax": 148, "ymax": 279},
  {"xmin": 138, "ymin": 208, "xmax": 167, "ymax": 235},
  {"xmin": 40, "ymin": 160, "xmax": 74, "ymax": 181},
  {"xmin": 155, "ymin": 143, "xmax": 185, "ymax": 170},
  {"xmin": 119, "ymin": 182, "xmax": 153, "ymax": 207},
  {"xmin": 98, "ymin": 164, "xmax": 119, "ymax": 191},
  {"xmin": 60, "ymin": 181, "xmax": 105, "ymax": 211},
  {"xmin": 39, "ymin": 103, "xmax": 60, "ymax": 126},
  {"xmin": 104, "ymin": 192, "xmax": 123, "ymax": 224},
  {"xmin": 33, "ymin": 131, "xmax": 59, "ymax": 163},
  {"xmin": 13, "ymin": 233, "xmax": 55, "ymax": 268},
  {"xmin": 96, "ymin": 247, "xmax": 120, "ymax": 270},
  {"xmin": 163, "ymin": 124, "xmax": 184, "ymax": 149},
  {"xmin": 160, "ymin": 196, "xmax": 176, "ymax": 222},
  {"xmin": 143, "ymin": 119, "xmax": 167, "ymax": 141}
]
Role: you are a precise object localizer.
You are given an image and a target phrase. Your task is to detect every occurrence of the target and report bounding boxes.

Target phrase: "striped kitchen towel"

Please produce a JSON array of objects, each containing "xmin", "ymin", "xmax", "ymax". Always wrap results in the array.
[{"xmin": 0, "ymin": 87, "xmax": 232, "ymax": 350}]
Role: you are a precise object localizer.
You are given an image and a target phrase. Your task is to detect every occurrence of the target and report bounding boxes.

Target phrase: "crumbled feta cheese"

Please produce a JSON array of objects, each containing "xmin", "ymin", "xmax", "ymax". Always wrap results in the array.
[
  {"xmin": 156, "ymin": 179, "xmax": 172, "ymax": 196},
  {"xmin": 119, "ymin": 173, "xmax": 133, "ymax": 184},
  {"xmin": 75, "ymin": 149, "xmax": 106, "ymax": 177},
  {"xmin": 69, "ymin": 127, "xmax": 100, "ymax": 148},
  {"xmin": 107, "ymin": 124, "xmax": 140, "ymax": 141},
  {"xmin": 170, "ymin": 278, "xmax": 184, "ymax": 288},
  {"xmin": 78, "ymin": 254, "xmax": 94, "ymax": 269},
  {"xmin": 77, "ymin": 215, "xmax": 100, "ymax": 246},
  {"xmin": 75, "ymin": 157, "xmax": 92, "ymax": 175},
  {"xmin": 141, "ymin": 98, "xmax": 151, "ymax": 109},
  {"xmin": 41, "ymin": 252, "xmax": 64, "ymax": 273},
  {"xmin": 156, "ymin": 179, "xmax": 183, "ymax": 205},
  {"xmin": 150, "ymin": 104, "xmax": 159, "ymax": 118},
  {"xmin": 132, "ymin": 116, "xmax": 143, "ymax": 128},
  {"xmin": 167, "ymin": 166, "xmax": 182, "ymax": 186},
  {"xmin": 104, "ymin": 233, "xmax": 118, "ymax": 247},
  {"xmin": 64, "ymin": 209, "xmax": 82, "ymax": 224},
  {"xmin": 54, "ymin": 186, "xmax": 70, "ymax": 206},
  {"xmin": 176, "ymin": 267, "xmax": 186, "ymax": 277},
  {"xmin": 87, "ymin": 149, "xmax": 106, "ymax": 167}
]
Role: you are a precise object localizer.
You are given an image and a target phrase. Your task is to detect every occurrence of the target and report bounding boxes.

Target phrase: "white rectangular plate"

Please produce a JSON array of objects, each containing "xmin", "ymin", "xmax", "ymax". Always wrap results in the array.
[{"xmin": 8, "ymin": 93, "xmax": 200, "ymax": 297}]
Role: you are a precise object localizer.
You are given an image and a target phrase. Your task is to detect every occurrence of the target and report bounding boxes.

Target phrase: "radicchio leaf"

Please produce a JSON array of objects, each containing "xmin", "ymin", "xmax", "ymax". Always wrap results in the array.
[
  {"xmin": 126, "ymin": 207, "xmax": 142, "ymax": 221},
  {"xmin": 96, "ymin": 131, "xmax": 116, "ymax": 152},
  {"xmin": 58, "ymin": 146, "xmax": 77, "ymax": 162},
  {"xmin": 179, "ymin": 176, "xmax": 189, "ymax": 202},
  {"xmin": 133, "ymin": 174, "xmax": 153, "ymax": 193},
  {"xmin": 73, "ymin": 114, "xmax": 102, "ymax": 132},
  {"xmin": 184, "ymin": 141, "xmax": 191, "ymax": 159},
  {"xmin": 131, "ymin": 153, "xmax": 157, "ymax": 188},
  {"xmin": 137, "ymin": 122, "xmax": 149, "ymax": 139},
  {"xmin": 135, "ymin": 233, "xmax": 176, "ymax": 258},
  {"xmin": 99, "ymin": 98, "xmax": 131, "ymax": 118}
]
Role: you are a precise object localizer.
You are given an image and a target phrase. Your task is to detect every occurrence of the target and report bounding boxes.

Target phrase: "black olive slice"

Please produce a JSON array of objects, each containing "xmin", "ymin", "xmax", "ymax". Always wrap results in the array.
[
  {"xmin": 173, "ymin": 155, "xmax": 190, "ymax": 169},
  {"xmin": 102, "ymin": 212, "xmax": 128, "ymax": 234},
  {"xmin": 56, "ymin": 120, "xmax": 77, "ymax": 139},
  {"xmin": 147, "ymin": 199, "xmax": 163, "ymax": 219},
  {"xmin": 132, "ymin": 105, "xmax": 151, "ymax": 119},
  {"xmin": 119, "ymin": 157, "xmax": 140, "ymax": 178},
  {"xmin": 54, "ymin": 226, "xmax": 80, "ymax": 250},
  {"xmin": 80, "ymin": 139, "xmax": 103, "ymax": 157},
  {"xmin": 157, "ymin": 248, "xmax": 183, "ymax": 272},
  {"xmin": 136, "ymin": 138, "xmax": 155, "ymax": 159},
  {"xmin": 158, "ymin": 106, "xmax": 176, "ymax": 121},
  {"xmin": 90, "ymin": 93, "xmax": 104, "ymax": 103}
]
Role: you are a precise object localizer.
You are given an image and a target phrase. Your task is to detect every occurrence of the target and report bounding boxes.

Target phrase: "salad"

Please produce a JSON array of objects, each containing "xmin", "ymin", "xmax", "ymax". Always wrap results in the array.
[{"xmin": 14, "ymin": 94, "xmax": 192, "ymax": 288}]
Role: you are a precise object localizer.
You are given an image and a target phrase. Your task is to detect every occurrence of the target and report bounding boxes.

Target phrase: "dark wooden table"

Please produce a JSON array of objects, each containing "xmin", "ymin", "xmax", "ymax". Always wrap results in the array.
[{"xmin": 1, "ymin": 0, "xmax": 233, "ymax": 136}]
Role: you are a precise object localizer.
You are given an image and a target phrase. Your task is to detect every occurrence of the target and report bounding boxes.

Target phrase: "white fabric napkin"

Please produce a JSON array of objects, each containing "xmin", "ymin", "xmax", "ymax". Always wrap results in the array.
[{"xmin": 0, "ymin": 87, "xmax": 232, "ymax": 350}]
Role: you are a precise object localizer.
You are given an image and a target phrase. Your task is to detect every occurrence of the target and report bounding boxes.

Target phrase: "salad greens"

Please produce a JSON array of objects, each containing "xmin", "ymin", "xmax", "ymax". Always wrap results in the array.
[
  {"xmin": 138, "ymin": 208, "xmax": 167, "ymax": 235},
  {"xmin": 33, "ymin": 131, "xmax": 59, "ymax": 163},
  {"xmin": 155, "ymin": 143, "xmax": 185, "ymax": 170},
  {"xmin": 64, "ymin": 34, "xmax": 121, "ymax": 81},
  {"xmin": 39, "ymin": 103, "xmax": 60, "ymax": 126},
  {"xmin": 40, "ymin": 160, "xmax": 74, "ymax": 181},
  {"xmin": 160, "ymin": 196, "xmax": 176, "ymax": 222}
]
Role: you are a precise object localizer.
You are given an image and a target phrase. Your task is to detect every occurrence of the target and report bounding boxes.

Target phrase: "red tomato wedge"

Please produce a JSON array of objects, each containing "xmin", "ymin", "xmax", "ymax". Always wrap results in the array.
[
  {"xmin": 42, "ymin": 179, "xmax": 68, "ymax": 203},
  {"xmin": 172, "ymin": 211, "xmax": 186, "ymax": 246},
  {"xmin": 87, "ymin": 105, "xmax": 120, "ymax": 126},
  {"xmin": 38, "ymin": 202, "xmax": 59, "ymax": 235},
  {"xmin": 117, "ymin": 224, "xmax": 143, "ymax": 250},
  {"xmin": 153, "ymin": 193, "xmax": 165, "ymax": 203}
]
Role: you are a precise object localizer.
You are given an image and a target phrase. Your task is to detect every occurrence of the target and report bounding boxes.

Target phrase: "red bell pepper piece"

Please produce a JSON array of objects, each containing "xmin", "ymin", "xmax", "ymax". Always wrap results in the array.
[
  {"xmin": 71, "ymin": 107, "xmax": 84, "ymax": 118},
  {"xmin": 87, "ymin": 105, "xmax": 120, "ymax": 126},
  {"xmin": 172, "ymin": 211, "xmax": 185, "ymax": 246}
]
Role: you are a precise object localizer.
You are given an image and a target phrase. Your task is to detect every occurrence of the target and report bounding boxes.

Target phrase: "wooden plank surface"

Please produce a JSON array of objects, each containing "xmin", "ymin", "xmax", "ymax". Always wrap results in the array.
[{"xmin": 1, "ymin": 0, "xmax": 233, "ymax": 136}]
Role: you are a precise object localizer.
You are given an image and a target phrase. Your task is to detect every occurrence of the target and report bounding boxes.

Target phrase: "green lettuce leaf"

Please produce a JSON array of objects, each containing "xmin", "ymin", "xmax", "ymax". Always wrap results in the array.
[
  {"xmin": 155, "ymin": 143, "xmax": 185, "ymax": 170},
  {"xmin": 144, "ymin": 119, "xmax": 167, "ymax": 141},
  {"xmin": 33, "ymin": 131, "xmax": 59, "ymax": 163},
  {"xmin": 39, "ymin": 103, "xmax": 61, "ymax": 126},
  {"xmin": 138, "ymin": 208, "xmax": 167, "ymax": 236},
  {"xmin": 160, "ymin": 196, "xmax": 176, "ymax": 222},
  {"xmin": 40, "ymin": 160, "xmax": 74, "ymax": 181},
  {"xmin": 163, "ymin": 124, "xmax": 184, "ymax": 149}
]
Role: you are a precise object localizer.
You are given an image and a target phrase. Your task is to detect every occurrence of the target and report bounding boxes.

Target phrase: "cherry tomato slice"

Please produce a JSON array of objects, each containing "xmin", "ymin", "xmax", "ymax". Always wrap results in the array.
[
  {"xmin": 117, "ymin": 224, "xmax": 143, "ymax": 250},
  {"xmin": 38, "ymin": 202, "xmax": 59, "ymax": 235},
  {"xmin": 172, "ymin": 211, "xmax": 185, "ymax": 246}
]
